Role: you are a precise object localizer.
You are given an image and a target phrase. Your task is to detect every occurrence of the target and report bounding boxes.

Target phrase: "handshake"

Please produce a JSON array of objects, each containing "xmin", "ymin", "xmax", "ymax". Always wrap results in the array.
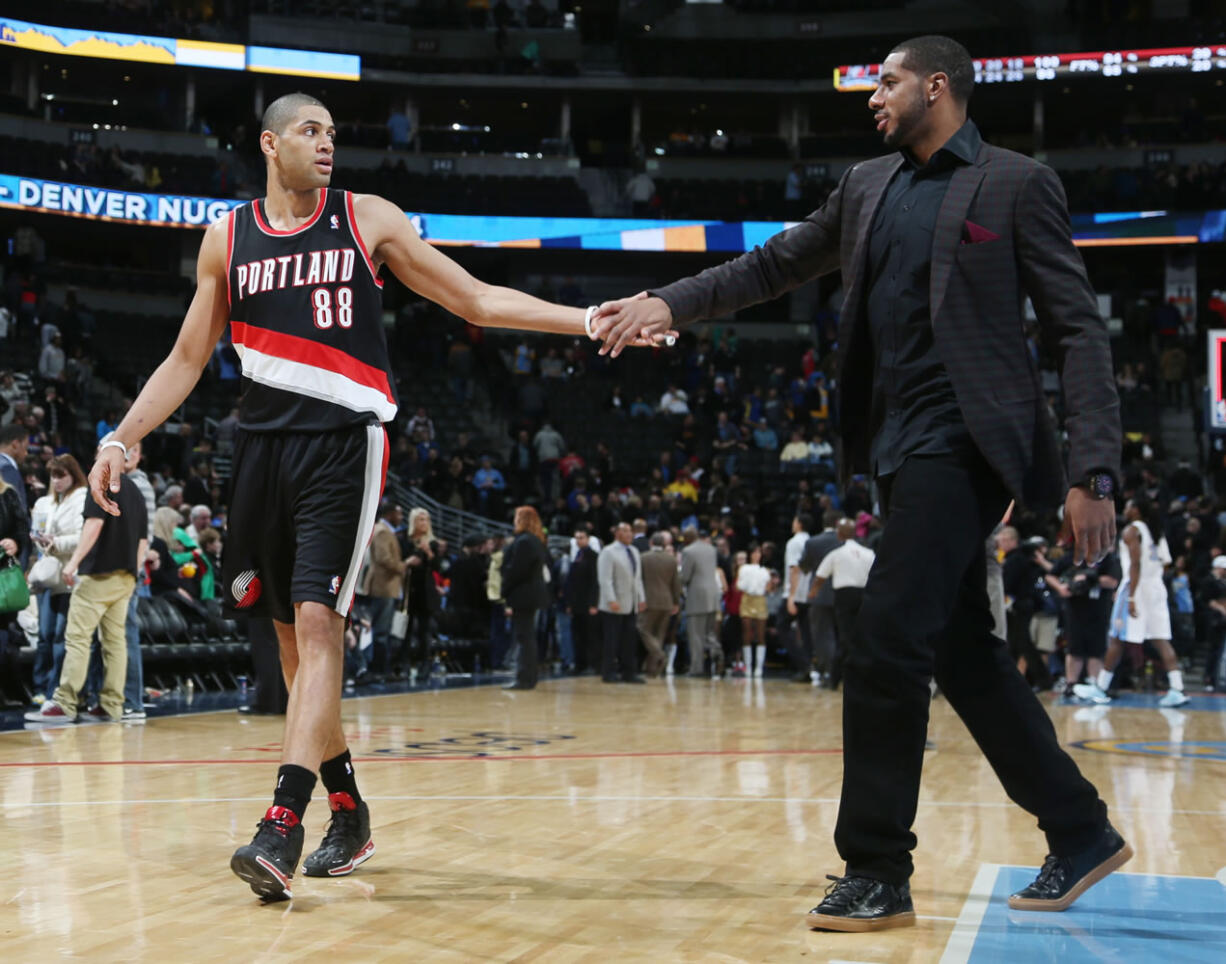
[{"xmin": 587, "ymin": 292, "xmax": 680, "ymax": 358}]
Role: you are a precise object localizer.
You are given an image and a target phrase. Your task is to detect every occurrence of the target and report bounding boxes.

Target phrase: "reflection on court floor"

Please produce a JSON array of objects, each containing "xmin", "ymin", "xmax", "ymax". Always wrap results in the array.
[{"xmin": 957, "ymin": 865, "xmax": 1226, "ymax": 963}]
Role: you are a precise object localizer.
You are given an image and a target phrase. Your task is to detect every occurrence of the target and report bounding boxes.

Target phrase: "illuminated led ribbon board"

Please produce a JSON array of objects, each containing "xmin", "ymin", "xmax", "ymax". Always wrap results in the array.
[
  {"xmin": 1, "ymin": 174, "xmax": 1221, "ymax": 249},
  {"xmin": 0, "ymin": 16, "xmax": 360, "ymax": 80},
  {"xmin": 835, "ymin": 45, "xmax": 1226, "ymax": 91}
]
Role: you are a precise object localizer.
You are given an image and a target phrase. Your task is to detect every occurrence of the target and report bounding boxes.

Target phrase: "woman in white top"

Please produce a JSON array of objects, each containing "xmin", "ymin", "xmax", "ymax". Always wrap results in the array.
[
  {"xmin": 29, "ymin": 454, "xmax": 87, "ymax": 701},
  {"xmin": 737, "ymin": 543, "xmax": 771, "ymax": 678}
]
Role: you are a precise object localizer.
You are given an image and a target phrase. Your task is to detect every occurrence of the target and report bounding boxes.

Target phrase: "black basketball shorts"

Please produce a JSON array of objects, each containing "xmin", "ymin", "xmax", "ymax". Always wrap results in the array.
[{"xmin": 223, "ymin": 423, "xmax": 388, "ymax": 623}]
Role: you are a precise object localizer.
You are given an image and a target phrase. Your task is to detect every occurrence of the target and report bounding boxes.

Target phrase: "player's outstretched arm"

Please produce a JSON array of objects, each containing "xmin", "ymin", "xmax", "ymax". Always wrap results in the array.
[
  {"xmin": 89, "ymin": 217, "xmax": 232, "ymax": 515},
  {"xmin": 354, "ymin": 194, "xmax": 676, "ymax": 345}
]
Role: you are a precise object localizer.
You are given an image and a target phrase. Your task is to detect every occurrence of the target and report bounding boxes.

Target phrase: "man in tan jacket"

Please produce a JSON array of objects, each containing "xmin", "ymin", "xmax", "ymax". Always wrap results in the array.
[
  {"xmin": 360, "ymin": 500, "xmax": 406, "ymax": 677},
  {"xmin": 638, "ymin": 531, "xmax": 681, "ymax": 676}
]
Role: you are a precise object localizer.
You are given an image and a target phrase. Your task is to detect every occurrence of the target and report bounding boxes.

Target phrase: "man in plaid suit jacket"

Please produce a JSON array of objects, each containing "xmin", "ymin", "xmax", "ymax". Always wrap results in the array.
[{"xmin": 594, "ymin": 35, "xmax": 1129, "ymax": 931}]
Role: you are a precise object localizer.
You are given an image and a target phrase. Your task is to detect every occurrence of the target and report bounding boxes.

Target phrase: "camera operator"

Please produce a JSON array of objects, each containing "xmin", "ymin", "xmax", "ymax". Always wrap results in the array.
[
  {"xmin": 999, "ymin": 528, "xmax": 1053, "ymax": 690},
  {"xmin": 1049, "ymin": 548, "xmax": 1121, "ymax": 696},
  {"xmin": 1200, "ymin": 555, "xmax": 1226, "ymax": 691}
]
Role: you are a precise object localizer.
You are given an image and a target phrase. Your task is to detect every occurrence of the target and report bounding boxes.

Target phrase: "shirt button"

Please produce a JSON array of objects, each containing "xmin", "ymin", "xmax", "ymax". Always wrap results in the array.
[{"xmin": 902, "ymin": 204, "xmax": 910, "ymax": 212}]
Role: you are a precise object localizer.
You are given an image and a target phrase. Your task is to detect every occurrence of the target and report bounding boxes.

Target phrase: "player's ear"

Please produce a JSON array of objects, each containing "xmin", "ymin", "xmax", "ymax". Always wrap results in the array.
[{"xmin": 259, "ymin": 130, "xmax": 277, "ymax": 161}]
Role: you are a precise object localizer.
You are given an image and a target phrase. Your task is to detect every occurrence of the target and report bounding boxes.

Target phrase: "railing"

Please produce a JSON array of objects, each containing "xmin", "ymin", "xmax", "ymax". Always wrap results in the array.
[{"xmin": 386, "ymin": 476, "xmax": 569, "ymax": 553}]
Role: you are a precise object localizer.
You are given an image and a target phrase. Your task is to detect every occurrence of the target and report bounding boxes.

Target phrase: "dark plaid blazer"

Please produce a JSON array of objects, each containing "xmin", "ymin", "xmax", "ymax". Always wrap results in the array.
[{"xmin": 650, "ymin": 140, "xmax": 1121, "ymax": 510}]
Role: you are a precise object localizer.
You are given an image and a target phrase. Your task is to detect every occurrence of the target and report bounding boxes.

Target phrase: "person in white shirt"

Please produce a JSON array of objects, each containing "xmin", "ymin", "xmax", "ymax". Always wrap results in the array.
[
  {"xmin": 737, "ymin": 543, "xmax": 771, "ymax": 677},
  {"xmin": 1073, "ymin": 497, "xmax": 1187, "ymax": 707},
  {"xmin": 658, "ymin": 384, "xmax": 689, "ymax": 415},
  {"xmin": 28, "ymin": 454, "xmax": 88, "ymax": 701},
  {"xmin": 186, "ymin": 504, "xmax": 212, "ymax": 546},
  {"xmin": 779, "ymin": 430, "xmax": 810, "ymax": 464},
  {"xmin": 811, "ymin": 519, "xmax": 876, "ymax": 689},
  {"xmin": 784, "ymin": 513, "xmax": 814, "ymax": 680}
]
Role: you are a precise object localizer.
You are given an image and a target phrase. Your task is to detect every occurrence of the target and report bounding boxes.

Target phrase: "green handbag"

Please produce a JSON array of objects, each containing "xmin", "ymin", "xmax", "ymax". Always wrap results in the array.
[{"xmin": 0, "ymin": 554, "xmax": 30, "ymax": 613}]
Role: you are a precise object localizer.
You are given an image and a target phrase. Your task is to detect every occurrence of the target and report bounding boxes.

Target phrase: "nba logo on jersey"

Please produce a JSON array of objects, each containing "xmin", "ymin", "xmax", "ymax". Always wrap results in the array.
[
  {"xmin": 330, "ymin": 214, "xmax": 340, "ymax": 230},
  {"xmin": 329, "ymin": 575, "xmax": 341, "ymax": 595},
  {"xmin": 231, "ymin": 570, "xmax": 262, "ymax": 608}
]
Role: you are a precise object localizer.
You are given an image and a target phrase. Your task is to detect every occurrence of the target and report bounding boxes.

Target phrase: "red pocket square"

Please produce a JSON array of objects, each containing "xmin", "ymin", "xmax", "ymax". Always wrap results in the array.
[{"xmin": 962, "ymin": 220, "xmax": 1000, "ymax": 244}]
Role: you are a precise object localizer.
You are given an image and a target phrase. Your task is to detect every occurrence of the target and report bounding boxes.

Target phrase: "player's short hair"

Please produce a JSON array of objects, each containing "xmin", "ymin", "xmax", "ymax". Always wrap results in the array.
[
  {"xmin": 889, "ymin": 35, "xmax": 975, "ymax": 105},
  {"xmin": 260, "ymin": 92, "xmax": 326, "ymax": 138}
]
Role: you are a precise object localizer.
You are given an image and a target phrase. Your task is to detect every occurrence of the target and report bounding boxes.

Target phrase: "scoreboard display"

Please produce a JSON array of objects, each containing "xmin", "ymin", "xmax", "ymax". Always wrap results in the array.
[
  {"xmin": 835, "ymin": 45, "xmax": 1226, "ymax": 91},
  {"xmin": 1211, "ymin": 330, "xmax": 1226, "ymax": 432}
]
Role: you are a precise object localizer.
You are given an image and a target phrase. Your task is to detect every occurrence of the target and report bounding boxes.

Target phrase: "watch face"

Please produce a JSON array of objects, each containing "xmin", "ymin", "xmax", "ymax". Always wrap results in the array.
[{"xmin": 1092, "ymin": 474, "xmax": 1113, "ymax": 498}]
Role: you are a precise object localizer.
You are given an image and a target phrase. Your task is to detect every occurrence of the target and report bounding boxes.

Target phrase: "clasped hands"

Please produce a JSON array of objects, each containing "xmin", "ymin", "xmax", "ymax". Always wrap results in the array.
[{"xmin": 590, "ymin": 292, "xmax": 678, "ymax": 357}]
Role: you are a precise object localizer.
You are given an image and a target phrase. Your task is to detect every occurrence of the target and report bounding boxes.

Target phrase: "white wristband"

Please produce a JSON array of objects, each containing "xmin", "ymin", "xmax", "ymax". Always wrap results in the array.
[{"xmin": 99, "ymin": 439, "xmax": 128, "ymax": 460}]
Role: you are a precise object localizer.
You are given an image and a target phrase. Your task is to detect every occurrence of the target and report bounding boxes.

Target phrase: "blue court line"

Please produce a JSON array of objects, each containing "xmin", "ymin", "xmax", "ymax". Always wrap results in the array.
[{"xmin": 954, "ymin": 865, "xmax": 1226, "ymax": 963}]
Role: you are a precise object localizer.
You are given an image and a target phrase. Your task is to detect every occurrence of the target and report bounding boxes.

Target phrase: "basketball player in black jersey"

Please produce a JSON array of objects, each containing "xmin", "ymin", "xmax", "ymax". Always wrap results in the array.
[{"xmin": 88, "ymin": 92, "xmax": 676, "ymax": 902}]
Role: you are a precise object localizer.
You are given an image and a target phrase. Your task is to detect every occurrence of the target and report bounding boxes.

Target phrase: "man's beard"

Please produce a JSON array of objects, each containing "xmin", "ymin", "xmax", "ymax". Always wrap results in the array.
[{"xmin": 882, "ymin": 91, "xmax": 927, "ymax": 149}]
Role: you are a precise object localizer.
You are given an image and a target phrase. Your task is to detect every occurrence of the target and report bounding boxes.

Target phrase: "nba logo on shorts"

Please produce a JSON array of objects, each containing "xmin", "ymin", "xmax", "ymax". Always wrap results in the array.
[
  {"xmin": 329, "ymin": 575, "xmax": 340, "ymax": 595},
  {"xmin": 231, "ymin": 569, "xmax": 262, "ymax": 608}
]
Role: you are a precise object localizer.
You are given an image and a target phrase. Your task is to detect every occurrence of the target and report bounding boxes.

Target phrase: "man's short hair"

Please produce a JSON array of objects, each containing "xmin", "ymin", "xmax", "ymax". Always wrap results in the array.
[
  {"xmin": 261, "ymin": 92, "xmax": 326, "ymax": 138},
  {"xmin": 379, "ymin": 499, "xmax": 400, "ymax": 518},
  {"xmin": 650, "ymin": 531, "xmax": 668, "ymax": 548},
  {"xmin": 0, "ymin": 424, "xmax": 26, "ymax": 448},
  {"xmin": 190, "ymin": 504, "xmax": 211, "ymax": 520},
  {"xmin": 797, "ymin": 513, "xmax": 815, "ymax": 533},
  {"xmin": 890, "ymin": 35, "xmax": 975, "ymax": 105},
  {"xmin": 822, "ymin": 508, "xmax": 842, "ymax": 530}
]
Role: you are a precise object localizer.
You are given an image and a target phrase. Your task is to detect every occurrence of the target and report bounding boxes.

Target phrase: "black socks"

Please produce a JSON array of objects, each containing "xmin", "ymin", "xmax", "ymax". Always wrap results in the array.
[
  {"xmin": 272, "ymin": 764, "xmax": 317, "ymax": 821},
  {"xmin": 319, "ymin": 749, "xmax": 362, "ymax": 806}
]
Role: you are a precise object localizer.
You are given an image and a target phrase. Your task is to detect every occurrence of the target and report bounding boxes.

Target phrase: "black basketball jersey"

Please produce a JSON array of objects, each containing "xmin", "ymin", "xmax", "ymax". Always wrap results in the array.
[{"xmin": 225, "ymin": 189, "xmax": 398, "ymax": 432}]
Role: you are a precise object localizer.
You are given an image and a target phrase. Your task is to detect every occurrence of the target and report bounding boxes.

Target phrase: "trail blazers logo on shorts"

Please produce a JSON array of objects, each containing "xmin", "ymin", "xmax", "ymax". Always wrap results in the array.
[
  {"xmin": 329, "ymin": 575, "xmax": 340, "ymax": 595},
  {"xmin": 231, "ymin": 569, "xmax": 263, "ymax": 608}
]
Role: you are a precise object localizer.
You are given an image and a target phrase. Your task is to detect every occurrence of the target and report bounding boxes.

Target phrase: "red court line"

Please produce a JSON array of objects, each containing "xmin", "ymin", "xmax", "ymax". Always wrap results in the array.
[{"xmin": 0, "ymin": 748, "xmax": 842, "ymax": 768}]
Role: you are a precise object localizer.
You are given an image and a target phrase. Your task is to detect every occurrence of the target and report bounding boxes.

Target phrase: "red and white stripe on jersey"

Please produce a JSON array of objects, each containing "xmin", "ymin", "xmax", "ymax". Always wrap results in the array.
[
  {"xmin": 345, "ymin": 192, "xmax": 383, "ymax": 288},
  {"xmin": 230, "ymin": 321, "xmax": 397, "ymax": 423},
  {"xmin": 335, "ymin": 424, "xmax": 389, "ymax": 617},
  {"xmin": 251, "ymin": 190, "xmax": 327, "ymax": 237},
  {"xmin": 225, "ymin": 211, "xmax": 235, "ymax": 309}
]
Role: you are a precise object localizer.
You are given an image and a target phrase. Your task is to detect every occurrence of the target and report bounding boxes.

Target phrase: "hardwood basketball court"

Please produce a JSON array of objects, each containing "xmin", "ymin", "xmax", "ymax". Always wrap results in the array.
[{"xmin": 3, "ymin": 677, "xmax": 1225, "ymax": 961}]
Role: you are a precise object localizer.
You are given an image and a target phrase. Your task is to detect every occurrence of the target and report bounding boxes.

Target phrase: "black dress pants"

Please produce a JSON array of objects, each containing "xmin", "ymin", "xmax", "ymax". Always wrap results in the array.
[
  {"xmin": 836, "ymin": 448, "xmax": 1107, "ymax": 884},
  {"xmin": 571, "ymin": 610, "xmax": 598, "ymax": 673},
  {"xmin": 248, "ymin": 617, "xmax": 288, "ymax": 713},
  {"xmin": 786, "ymin": 602, "xmax": 812, "ymax": 673},
  {"xmin": 830, "ymin": 586, "xmax": 864, "ymax": 689},
  {"xmin": 602, "ymin": 612, "xmax": 638, "ymax": 681},
  {"xmin": 512, "ymin": 608, "xmax": 538, "ymax": 687}
]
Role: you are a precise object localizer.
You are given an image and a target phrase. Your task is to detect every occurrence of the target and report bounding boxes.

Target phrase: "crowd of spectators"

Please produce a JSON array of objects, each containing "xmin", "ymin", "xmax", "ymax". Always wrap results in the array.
[{"xmin": 3, "ymin": 218, "xmax": 1226, "ymax": 697}]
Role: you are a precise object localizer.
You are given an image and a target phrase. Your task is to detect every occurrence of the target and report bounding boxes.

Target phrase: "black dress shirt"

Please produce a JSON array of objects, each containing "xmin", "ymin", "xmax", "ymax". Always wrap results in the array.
[{"xmin": 866, "ymin": 120, "xmax": 981, "ymax": 478}]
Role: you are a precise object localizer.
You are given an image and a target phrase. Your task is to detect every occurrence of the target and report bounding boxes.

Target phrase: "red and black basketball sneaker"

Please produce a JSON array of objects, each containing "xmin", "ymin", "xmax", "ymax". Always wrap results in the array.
[
  {"xmin": 230, "ymin": 806, "xmax": 305, "ymax": 901},
  {"xmin": 302, "ymin": 792, "xmax": 374, "ymax": 877}
]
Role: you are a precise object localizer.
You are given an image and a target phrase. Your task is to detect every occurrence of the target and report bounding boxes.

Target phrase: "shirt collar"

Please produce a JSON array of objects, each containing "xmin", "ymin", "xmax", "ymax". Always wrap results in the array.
[{"xmin": 901, "ymin": 119, "xmax": 981, "ymax": 172}]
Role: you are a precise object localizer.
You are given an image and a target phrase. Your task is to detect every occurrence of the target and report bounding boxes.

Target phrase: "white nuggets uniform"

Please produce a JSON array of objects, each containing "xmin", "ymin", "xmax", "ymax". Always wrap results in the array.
[{"xmin": 1110, "ymin": 520, "xmax": 1171, "ymax": 644}]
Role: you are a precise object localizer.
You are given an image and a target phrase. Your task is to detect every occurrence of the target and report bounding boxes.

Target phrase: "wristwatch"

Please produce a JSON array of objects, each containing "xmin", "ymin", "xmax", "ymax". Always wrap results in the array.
[{"xmin": 1080, "ymin": 471, "xmax": 1114, "ymax": 501}]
